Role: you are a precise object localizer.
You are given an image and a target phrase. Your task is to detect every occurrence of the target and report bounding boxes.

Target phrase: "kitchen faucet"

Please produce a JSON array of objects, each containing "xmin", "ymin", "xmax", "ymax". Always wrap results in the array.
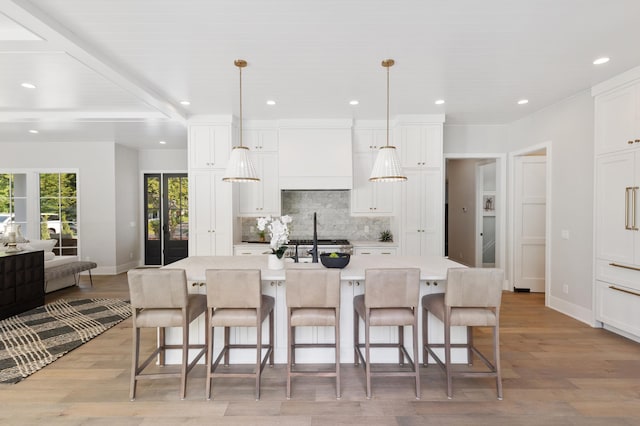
[{"xmin": 310, "ymin": 212, "xmax": 319, "ymax": 263}]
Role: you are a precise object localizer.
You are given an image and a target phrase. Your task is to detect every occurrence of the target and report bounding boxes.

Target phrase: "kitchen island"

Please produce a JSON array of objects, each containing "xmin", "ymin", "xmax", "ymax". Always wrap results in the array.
[{"xmin": 163, "ymin": 255, "xmax": 467, "ymax": 365}]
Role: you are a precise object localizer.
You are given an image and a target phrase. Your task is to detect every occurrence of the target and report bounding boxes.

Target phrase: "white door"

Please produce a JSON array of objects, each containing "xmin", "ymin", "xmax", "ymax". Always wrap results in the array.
[{"xmin": 514, "ymin": 156, "xmax": 547, "ymax": 292}]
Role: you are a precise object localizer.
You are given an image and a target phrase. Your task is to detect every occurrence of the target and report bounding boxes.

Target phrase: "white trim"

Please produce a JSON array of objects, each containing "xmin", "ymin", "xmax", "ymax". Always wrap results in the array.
[
  {"xmin": 547, "ymin": 293, "xmax": 593, "ymax": 326},
  {"xmin": 443, "ymin": 153, "xmax": 507, "ymax": 289}
]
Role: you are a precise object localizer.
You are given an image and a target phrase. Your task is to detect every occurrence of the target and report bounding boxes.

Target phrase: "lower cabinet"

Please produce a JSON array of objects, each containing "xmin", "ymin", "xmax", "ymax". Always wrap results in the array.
[
  {"xmin": 0, "ymin": 251, "xmax": 44, "ymax": 320},
  {"xmin": 595, "ymin": 280, "xmax": 640, "ymax": 339},
  {"xmin": 354, "ymin": 247, "xmax": 397, "ymax": 256}
]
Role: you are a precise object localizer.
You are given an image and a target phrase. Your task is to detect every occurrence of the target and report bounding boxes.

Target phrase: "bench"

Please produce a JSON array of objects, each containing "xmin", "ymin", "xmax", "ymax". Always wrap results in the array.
[{"xmin": 44, "ymin": 261, "xmax": 98, "ymax": 292}]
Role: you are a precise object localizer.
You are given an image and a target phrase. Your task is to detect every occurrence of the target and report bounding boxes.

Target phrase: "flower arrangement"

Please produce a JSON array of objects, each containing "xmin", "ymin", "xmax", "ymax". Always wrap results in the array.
[{"xmin": 256, "ymin": 215, "xmax": 292, "ymax": 259}]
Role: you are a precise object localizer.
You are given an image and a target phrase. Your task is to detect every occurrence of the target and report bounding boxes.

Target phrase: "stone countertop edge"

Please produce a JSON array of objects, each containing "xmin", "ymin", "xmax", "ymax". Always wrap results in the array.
[{"xmin": 166, "ymin": 255, "xmax": 462, "ymax": 283}]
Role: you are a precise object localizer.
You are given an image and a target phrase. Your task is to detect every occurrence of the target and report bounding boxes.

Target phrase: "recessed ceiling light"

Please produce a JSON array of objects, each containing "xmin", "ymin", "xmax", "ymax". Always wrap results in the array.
[
  {"xmin": 21, "ymin": 82, "xmax": 36, "ymax": 89},
  {"xmin": 349, "ymin": 100, "xmax": 359, "ymax": 105},
  {"xmin": 517, "ymin": 99, "xmax": 529, "ymax": 105},
  {"xmin": 266, "ymin": 100, "xmax": 276, "ymax": 106},
  {"xmin": 159, "ymin": 140, "xmax": 167, "ymax": 145},
  {"xmin": 593, "ymin": 57, "xmax": 610, "ymax": 65},
  {"xmin": 435, "ymin": 99, "xmax": 445, "ymax": 105},
  {"xmin": 179, "ymin": 100, "xmax": 190, "ymax": 106},
  {"xmin": 28, "ymin": 129, "xmax": 38, "ymax": 134}
]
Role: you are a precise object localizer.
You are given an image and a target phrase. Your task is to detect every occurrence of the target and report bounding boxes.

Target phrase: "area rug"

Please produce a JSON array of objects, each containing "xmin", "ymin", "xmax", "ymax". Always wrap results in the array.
[{"xmin": 0, "ymin": 298, "xmax": 131, "ymax": 384}]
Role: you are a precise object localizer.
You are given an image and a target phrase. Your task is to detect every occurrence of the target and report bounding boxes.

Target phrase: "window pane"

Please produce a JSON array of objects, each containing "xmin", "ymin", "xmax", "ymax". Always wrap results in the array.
[
  {"xmin": 61, "ymin": 198, "xmax": 77, "ymax": 222},
  {"xmin": 147, "ymin": 177, "xmax": 160, "ymax": 210},
  {"xmin": 60, "ymin": 173, "xmax": 77, "ymax": 197},
  {"xmin": 40, "ymin": 173, "xmax": 60, "ymax": 197}
]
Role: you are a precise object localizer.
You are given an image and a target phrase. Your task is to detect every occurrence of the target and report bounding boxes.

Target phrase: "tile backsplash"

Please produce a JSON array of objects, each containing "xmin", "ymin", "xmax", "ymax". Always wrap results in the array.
[{"xmin": 241, "ymin": 190, "xmax": 393, "ymax": 242}]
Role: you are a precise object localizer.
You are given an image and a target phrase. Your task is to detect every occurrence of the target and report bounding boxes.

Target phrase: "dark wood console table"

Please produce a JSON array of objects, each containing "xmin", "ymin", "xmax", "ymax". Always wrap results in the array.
[{"xmin": 0, "ymin": 250, "xmax": 45, "ymax": 320}]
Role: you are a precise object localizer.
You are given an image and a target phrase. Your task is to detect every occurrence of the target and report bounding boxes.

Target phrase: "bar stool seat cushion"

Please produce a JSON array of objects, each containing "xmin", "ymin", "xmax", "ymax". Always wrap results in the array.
[
  {"xmin": 135, "ymin": 294, "xmax": 206, "ymax": 328},
  {"xmin": 423, "ymin": 293, "xmax": 498, "ymax": 327},
  {"xmin": 290, "ymin": 308, "xmax": 337, "ymax": 327},
  {"xmin": 210, "ymin": 295, "xmax": 274, "ymax": 327},
  {"xmin": 354, "ymin": 294, "xmax": 416, "ymax": 326}
]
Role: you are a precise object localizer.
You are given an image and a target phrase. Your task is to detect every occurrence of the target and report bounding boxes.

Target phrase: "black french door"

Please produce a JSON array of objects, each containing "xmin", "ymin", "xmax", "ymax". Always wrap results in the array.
[{"xmin": 144, "ymin": 173, "xmax": 188, "ymax": 265}]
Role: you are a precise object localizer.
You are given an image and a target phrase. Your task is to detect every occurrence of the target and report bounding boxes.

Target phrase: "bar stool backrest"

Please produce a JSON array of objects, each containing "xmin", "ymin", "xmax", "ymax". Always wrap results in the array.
[
  {"xmin": 205, "ymin": 269, "xmax": 262, "ymax": 308},
  {"xmin": 285, "ymin": 269, "xmax": 341, "ymax": 308},
  {"xmin": 445, "ymin": 268, "xmax": 503, "ymax": 308},
  {"xmin": 364, "ymin": 268, "xmax": 420, "ymax": 308},
  {"xmin": 128, "ymin": 269, "xmax": 188, "ymax": 309}
]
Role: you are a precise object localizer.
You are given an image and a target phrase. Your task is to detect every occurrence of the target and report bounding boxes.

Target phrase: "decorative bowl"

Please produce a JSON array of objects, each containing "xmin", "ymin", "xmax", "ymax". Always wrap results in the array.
[{"xmin": 320, "ymin": 252, "xmax": 351, "ymax": 269}]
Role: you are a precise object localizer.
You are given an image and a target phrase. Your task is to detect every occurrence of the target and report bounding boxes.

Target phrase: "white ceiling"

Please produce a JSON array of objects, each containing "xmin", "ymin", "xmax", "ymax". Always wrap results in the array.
[{"xmin": 1, "ymin": 0, "xmax": 640, "ymax": 149}]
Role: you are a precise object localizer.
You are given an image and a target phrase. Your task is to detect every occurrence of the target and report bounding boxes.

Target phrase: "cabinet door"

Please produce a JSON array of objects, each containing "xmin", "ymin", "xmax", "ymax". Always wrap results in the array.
[
  {"xmin": 402, "ymin": 170, "xmax": 425, "ymax": 255},
  {"xmin": 238, "ymin": 152, "xmax": 280, "ymax": 216},
  {"xmin": 190, "ymin": 171, "xmax": 216, "ymax": 255},
  {"xmin": 398, "ymin": 124, "xmax": 442, "ymax": 169},
  {"xmin": 422, "ymin": 170, "xmax": 444, "ymax": 256},
  {"xmin": 596, "ymin": 152, "xmax": 636, "ymax": 265},
  {"xmin": 351, "ymin": 151, "xmax": 375, "ymax": 214},
  {"xmin": 595, "ymin": 85, "xmax": 640, "ymax": 155},
  {"xmin": 188, "ymin": 125, "xmax": 231, "ymax": 169}
]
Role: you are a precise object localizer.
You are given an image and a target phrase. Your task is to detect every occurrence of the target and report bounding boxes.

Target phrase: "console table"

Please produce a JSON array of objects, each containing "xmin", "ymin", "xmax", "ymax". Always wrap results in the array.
[{"xmin": 0, "ymin": 250, "xmax": 45, "ymax": 320}]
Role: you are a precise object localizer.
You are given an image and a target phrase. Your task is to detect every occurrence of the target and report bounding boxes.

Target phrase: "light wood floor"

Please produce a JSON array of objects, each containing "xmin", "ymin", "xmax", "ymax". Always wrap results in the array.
[{"xmin": 2, "ymin": 274, "xmax": 640, "ymax": 425}]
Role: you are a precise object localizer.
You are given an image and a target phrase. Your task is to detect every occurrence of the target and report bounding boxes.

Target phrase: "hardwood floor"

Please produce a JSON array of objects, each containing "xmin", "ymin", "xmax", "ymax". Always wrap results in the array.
[{"xmin": 2, "ymin": 274, "xmax": 640, "ymax": 425}]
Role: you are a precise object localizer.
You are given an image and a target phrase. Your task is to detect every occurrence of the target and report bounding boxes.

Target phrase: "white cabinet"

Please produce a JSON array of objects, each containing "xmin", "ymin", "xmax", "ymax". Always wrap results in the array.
[
  {"xmin": 188, "ymin": 124, "xmax": 232, "ymax": 169},
  {"xmin": 402, "ymin": 169, "xmax": 443, "ymax": 256},
  {"xmin": 238, "ymin": 151, "xmax": 280, "ymax": 216},
  {"xmin": 595, "ymin": 83, "xmax": 640, "ymax": 155},
  {"xmin": 233, "ymin": 245, "xmax": 270, "ymax": 256},
  {"xmin": 594, "ymin": 75, "xmax": 640, "ymax": 341},
  {"xmin": 189, "ymin": 171, "xmax": 233, "ymax": 256},
  {"xmin": 398, "ymin": 124, "xmax": 443, "ymax": 169},
  {"xmin": 595, "ymin": 151, "xmax": 640, "ymax": 267},
  {"xmin": 351, "ymin": 148, "xmax": 395, "ymax": 215},
  {"xmin": 354, "ymin": 246, "xmax": 397, "ymax": 256}
]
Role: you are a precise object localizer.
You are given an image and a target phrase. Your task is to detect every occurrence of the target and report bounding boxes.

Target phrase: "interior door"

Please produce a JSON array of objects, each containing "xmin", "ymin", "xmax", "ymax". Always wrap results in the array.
[
  {"xmin": 143, "ymin": 174, "xmax": 161, "ymax": 265},
  {"xmin": 162, "ymin": 174, "xmax": 189, "ymax": 265},
  {"xmin": 514, "ymin": 156, "xmax": 546, "ymax": 292}
]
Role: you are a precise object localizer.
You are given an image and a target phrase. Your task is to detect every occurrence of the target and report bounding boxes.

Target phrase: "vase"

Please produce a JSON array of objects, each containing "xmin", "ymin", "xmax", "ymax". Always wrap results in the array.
[{"xmin": 268, "ymin": 254, "xmax": 284, "ymax": 270}]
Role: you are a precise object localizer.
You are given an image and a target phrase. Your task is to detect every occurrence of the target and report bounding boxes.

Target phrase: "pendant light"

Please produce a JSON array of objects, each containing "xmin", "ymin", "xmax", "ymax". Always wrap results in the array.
[
  {"xmin": 369, "ymin": 59, "xmax": 407, "ymax": 182},
  {"xmin": 223, "ymin": 59, "xmax": 260, "ymax": 182}
]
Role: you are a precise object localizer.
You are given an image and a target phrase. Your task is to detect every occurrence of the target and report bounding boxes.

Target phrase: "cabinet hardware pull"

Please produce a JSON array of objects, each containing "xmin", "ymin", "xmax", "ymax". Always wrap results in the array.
[
  {"xmin": 625, "ymin": 187, "xmax": 632, "ymax": 230},
  {"xmin": 629, "ymin": 140, "xmax": 635, "ymax": 144},
  {"xmin": 631, "ymin": 186, "xmax": 638, "ymax": 231},
  {"xmin": 608, "ymin": 285, "xmax": 640, "ymax": 298},
  {"xmin": 636, "ymin": 140, "xmax": 640, "ymax": 143},
  {"xmin": 609, "ymin": 262, "xmax": 640, "ymax": 272}
]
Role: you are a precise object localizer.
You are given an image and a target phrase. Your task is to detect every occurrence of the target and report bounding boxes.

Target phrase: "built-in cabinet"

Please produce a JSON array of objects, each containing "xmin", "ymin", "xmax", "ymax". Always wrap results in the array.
[
  {"xmin": 238, "ymin": 128, "xmax": 280, "ymax": 216},
  {"xmin": 593, "ymin": 74, "xmax": 640, "ymax": 341},
  {"xmin": 0, "ymin": 250, "xmax": 44, "ymax": 320},
  {"xmin": 398, "ymin": 118, "xmax": 445, "ymax": 256},
  {"xmin": 351, "ymin": 128, "xmax": 395, "ymax": 215},
  {"xmin": 188, "ymin": 118, "xmax": 236, "ymax": 256}
]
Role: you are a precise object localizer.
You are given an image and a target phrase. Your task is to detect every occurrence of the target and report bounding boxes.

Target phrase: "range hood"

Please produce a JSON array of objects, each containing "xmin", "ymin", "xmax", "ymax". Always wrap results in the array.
[{"xmin": 278, "ymin": 120, "xmax": 353, "ymax": 190}]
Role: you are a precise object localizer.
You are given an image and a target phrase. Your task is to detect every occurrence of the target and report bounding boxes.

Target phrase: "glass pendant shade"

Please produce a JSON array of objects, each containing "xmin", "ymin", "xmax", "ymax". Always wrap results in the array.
[
  {"xmin": 222, "ymin": 146, "xmax": 259, "ymax": 182},
  {"xmin": 369, "ymin": 145, "xmax": 407, "ymax": 182}
]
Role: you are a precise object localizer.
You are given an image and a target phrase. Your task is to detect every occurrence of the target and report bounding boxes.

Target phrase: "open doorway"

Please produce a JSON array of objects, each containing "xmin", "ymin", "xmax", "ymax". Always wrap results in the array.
[{"xmin": 444, "ymin": 155, "xmax": 506, "ymax": 278}]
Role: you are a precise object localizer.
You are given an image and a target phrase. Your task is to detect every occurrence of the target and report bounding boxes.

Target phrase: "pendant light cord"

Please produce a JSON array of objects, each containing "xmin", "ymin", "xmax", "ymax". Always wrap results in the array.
[
  {"xmin": 239, "ymin": 64, "xmax": 243, "ymax": 148},
  {"xmin": 386, "ymin": 62, "xmax": 390, "ymax": 147}
]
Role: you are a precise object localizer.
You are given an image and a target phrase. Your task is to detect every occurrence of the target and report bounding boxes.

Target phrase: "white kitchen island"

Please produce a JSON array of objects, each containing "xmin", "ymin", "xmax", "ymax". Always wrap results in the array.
[{"xmin": 162, "ymin": 255, "xmax": 467, "ymax": 365}]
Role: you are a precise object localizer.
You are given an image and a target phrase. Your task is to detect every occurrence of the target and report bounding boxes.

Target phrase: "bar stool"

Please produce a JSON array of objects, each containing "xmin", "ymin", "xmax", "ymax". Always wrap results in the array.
[
  {"xmin": 204, "ymin": 269, "xmax": 274, "ymax": 400},
  {"xmin": 285, "ymin": 268, "xmax": 341, "ymax": 399},
  {"xmin": 354, "ymin": 268, "xmax": 421, "ymax": 399},
  {"xmin": 422, "ymin": 267, "xmax": 504, "ymax": 399},
  {"xmin": 127, "ymin": 269, "xmax": 207, "ymax": 400}
]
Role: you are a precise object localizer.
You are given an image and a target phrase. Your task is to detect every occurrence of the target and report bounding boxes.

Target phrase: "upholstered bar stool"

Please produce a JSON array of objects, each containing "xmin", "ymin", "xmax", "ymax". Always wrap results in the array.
[
  {"xmin": 204, "ymin": 269, "xmax": 274, "ymax": 400},
  {"xmin": 285, "ymin": 268, "xmax": 341, "ymax": 399},
  {"xmin": 422, "ymin": 267, "xmax": 504, "ymax": 399},
  {"xmin": 127, "ymin": 269, "xmax": 207, "ymax": 400},
  {"xmin": 354, "ymin": 268, "xmax": 421, "ymax": 399}
]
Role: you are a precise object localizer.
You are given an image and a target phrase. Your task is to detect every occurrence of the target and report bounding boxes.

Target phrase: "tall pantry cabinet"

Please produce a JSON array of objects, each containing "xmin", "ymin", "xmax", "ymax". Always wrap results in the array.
[
  {"xmin": 593, "ymin": 69, "xmax": 640, "ymax": 341},
  {"xmin": 187, "ymin": 118, "xmax": 235, "ymax": 256}
]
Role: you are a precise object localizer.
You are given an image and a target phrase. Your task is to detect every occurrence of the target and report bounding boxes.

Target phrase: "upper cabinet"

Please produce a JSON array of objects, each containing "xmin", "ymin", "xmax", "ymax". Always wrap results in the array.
[
  {"xmin": 238, "ymin": 128, "xmax": 280, "ymax": 216},
  {"xmin": 398, "ymin": 123, "xmax": 443, "ymax": 169},
  {"xmin": 351, "ymin": 128, "xmax": 395, "ymax": 215},
  {"xmin": 188, "ymin": 124, "xmax": 232, "ymax": 169}
]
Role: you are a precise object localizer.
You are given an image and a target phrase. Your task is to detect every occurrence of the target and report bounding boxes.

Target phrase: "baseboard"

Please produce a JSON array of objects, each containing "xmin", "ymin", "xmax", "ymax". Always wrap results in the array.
[
  {"xmin": 85, "ymin": 261, "xmax": 141, "ymax": 275},
  {"xmin": 547, "ymin": 293, "xmax": 593, "ymax": 326}
]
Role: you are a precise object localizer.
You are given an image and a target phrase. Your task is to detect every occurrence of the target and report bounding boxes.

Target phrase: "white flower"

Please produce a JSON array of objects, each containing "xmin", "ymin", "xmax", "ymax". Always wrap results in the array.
[{"xmin": 256, "ymin": 215, "xmax": 292, "ymax": 254}]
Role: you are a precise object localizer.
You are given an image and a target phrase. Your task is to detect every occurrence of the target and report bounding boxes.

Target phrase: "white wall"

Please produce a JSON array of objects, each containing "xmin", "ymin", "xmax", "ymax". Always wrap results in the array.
[
  {"xmin": 507, "ymin": 90, "xmax": 594, "ymax": 322},
  {"xmin": 0, "ymin": 141, "xmax": 118, "ymax": 273},
  {"xmin": 444, "ymin": 125, "xmax": 509, "ymax": 154},
  {"xmin": 138, "ymin": 149, "xmax": 187, "ymax": 171},
  {"xmin": 115, "ymin": 144, "xmax": 140, "ymax": 272}
]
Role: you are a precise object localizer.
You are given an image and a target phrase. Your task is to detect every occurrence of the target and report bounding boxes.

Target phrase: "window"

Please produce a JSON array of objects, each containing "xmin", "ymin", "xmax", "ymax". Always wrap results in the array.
[
  {"xmin": 39, "ymin": 173, "xmax": 78, "ymax": 255},
  {"xmin": 0, "ymin": 173, "xmax": 27, "ymax": 235}
]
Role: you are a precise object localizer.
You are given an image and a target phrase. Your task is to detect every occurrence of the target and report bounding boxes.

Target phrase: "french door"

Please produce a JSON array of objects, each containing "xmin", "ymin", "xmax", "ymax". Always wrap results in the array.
[{"xmin": 144, "ymin": 173, "xmax": 188, "ymax": 265}]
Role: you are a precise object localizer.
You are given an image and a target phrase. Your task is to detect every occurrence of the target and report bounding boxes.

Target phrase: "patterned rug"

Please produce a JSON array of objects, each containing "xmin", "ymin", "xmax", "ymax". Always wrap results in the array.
[{"xmin": 0, "ymin": 298, "xmax": 131, "ymax": 384}]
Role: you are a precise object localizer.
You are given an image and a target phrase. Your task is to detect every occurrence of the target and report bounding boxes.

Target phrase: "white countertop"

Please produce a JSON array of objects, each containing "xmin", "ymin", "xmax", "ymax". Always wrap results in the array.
[{"xmin": 166, "ymin": 255, "xmax": 463, "ymax": 282}]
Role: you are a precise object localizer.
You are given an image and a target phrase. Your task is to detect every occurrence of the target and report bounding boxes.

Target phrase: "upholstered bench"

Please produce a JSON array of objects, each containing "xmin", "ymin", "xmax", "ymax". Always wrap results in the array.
[{"xmin": 44, "ymin": 261, "xmax": 97, "ymax": 292}]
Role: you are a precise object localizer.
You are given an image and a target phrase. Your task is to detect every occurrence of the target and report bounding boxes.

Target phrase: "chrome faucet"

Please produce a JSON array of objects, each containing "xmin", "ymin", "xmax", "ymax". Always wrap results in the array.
[{"xmin": 310, "ymin": 212, "xmax": 319, "ymax": 263}]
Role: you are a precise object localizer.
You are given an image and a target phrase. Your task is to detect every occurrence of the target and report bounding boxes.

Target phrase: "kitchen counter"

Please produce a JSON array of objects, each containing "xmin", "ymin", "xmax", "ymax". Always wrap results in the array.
[{"xmin": 167, "ymin": 254, "xmax": 461, "ymax": 282}]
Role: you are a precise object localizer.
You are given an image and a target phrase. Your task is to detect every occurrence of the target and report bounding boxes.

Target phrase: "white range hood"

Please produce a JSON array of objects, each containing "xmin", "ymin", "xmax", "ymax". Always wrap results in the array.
[{"xmin": 278, "ymin": 120, "xmax": 353, "ymax": 190}]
